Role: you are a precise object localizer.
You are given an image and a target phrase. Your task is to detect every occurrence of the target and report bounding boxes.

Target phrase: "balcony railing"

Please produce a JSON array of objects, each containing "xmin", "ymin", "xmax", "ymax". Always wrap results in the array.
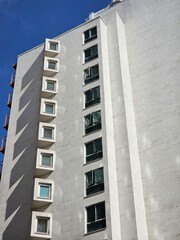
[
  {"xmin": 10, "ymin": 73, "xmax": 15, "ymax": 88},
  {"xmin": 3, "ymin": 113, "xmax": 10, "ymax": 130},
  {"xmin": 0, "ymin": 136, "xmax": 6, "ymax": 154},
  {"xmin": 12, "ymin": 63, "xmax": 17, "ymax": 70},
  {"xmin": 7, "ymin": 93, "xmax": 12, "ymax": 108}
]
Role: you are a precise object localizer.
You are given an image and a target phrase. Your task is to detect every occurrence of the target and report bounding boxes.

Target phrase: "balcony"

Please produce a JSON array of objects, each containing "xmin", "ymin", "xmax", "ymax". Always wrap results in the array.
[
  {"xmin": 12, "ymin": 63, "xmax": 17, "ymax": 70},
  {"xmin": 3, "ymin": 113, "xmax": 10, "ymax": 130},
  {"xmin": 10, "ymin": 73, "xmax": 15, "ymax": 88},
  {"xmin": 0, "ymin": 136, "xmax": 6, "ymax": 154},
  {"xmin": 0, "ymin": 162, "xmax": 2, "ymax": 180},
  {"xmin": 7, "ymin": 93, "xmax": 12, "ymax": 108}
]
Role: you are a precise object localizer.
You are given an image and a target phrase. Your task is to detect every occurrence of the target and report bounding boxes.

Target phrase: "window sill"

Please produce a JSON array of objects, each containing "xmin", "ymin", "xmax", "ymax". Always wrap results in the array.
[
  {"xmin": 83, "ymin": 190, "xmax": 104, "ymax": 199},
  {"xmin": 84, "ymin": 227, "xmax": 106, "ymax": 236}
]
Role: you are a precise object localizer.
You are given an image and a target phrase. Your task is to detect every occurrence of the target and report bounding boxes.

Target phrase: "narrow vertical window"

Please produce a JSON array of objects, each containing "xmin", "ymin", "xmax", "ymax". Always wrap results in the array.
[
  {"xmin": 86, "ymin": 202, "xmax": 106, "ymax": 233},
  {"xmin": 84, "ymin": 65, "xmax": 99, "ymax": 83},
  {"xmin": 86, "ymin": 138, "xmax": 103, "ymax": 163},
  {"xmin": 84, "ymin": 26, "xmax": 97, "ymax": 43},
  {"xmin": 84, "ymin": 45, "xmax": 98, "ymax": 63},
  {"xmin": 85, "ymin": 110, "xmax": 101, "ymax": 134},
  {"xmin": 86, "ymin": 168, "xmax": 104, "ymax": 196}
]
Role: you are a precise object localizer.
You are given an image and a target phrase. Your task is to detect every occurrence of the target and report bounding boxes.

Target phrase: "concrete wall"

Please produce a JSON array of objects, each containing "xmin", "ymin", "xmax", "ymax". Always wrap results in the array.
[
  {"xmin": 0, "ymin": 45, "xmax": 44, "ymax": 240},
  {"xmin": 0, "ymin": 1, "xmax": 180, "ymax": 240}
]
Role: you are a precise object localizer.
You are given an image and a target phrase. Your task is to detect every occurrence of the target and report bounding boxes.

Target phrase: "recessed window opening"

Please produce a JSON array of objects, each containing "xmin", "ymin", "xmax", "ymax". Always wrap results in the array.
[
  {"xmin": 84, "ymin": 26, "xmax": 97, "ymax": 43},
  {"xmin": 86, "ymin": 167, "xmax": 104, "ymax": 196},
  {"xmin": 86, "ymin": 202, "xmax": 106, "ymax": 233}
]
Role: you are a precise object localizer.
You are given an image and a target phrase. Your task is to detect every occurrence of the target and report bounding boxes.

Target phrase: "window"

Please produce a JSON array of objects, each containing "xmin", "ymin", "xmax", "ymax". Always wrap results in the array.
[
  {"xmin": 84, "ymin": 45, "xmax": 98, "ymax": 63},
  {"xmin": 84, "ymin": 26, "xmax": 97, "ymax": 43},
  {"xmin": 46, "ymin": 80, "xmax": 56, "ymax": 91},
  {"xmin": 85, "ymin": 110, "xmax": 101, "ymax": 134},
  {"xmin": 39, "ymin": 184, "xmax": 51, "ymax": 199},
  {"xmin": 36, "ymin": 217, "xmax": 50, "ymax": 234},
  {"xmin": 44, "ymin": 102, "xmax": 55, "ymax": 114},
  {"xmin": 84, "ymin": 64, "xmax": 99, "ymax": 84},
  {"xmin": 86, "ymin": 202, "xmax": 106, "ymax": 233},
  {"xmin": 49, "ymin": 42, "xmax": 58, "ymax": 51},
  {"xmin": 31, "ymin": 211, "xmax": 52, "ymax": 238},
  {"xmin": 41, "ymin": 153, "xmax": 53, "ymax": 167},
  {"xmin": 43, "ymin": 127, "xmax": 54, "ymax": 139},
  {"xmin": 48, "ymin": 60, "xmax": 56, "ymax": 70},
  {"xmin": 85, "ymin": 86, "xmax": 100, "ymax": 108},
  {"xmin": 86, "ymin": 138, "xmax": 103, "ymax": 163},
  {"xmin": 86, "ymin": 168, "xmax": 104, "ymax": 196}
]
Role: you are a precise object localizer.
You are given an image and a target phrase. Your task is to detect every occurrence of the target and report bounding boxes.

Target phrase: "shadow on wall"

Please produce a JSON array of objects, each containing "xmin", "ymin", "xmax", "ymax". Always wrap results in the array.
[{"xmin": 3, "ymin": 50, "xmax": 44, "ymax": 240}]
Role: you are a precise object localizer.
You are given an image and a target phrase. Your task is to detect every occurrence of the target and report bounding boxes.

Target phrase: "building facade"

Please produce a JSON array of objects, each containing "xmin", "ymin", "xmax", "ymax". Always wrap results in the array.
[{"xmin": 0, "ymin": 0, "xmax": 180, "ymax": 239}]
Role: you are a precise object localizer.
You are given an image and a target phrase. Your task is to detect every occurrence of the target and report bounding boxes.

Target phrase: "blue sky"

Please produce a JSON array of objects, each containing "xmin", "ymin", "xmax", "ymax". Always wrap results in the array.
[{"xmin": 0, "ymin": 0, "xmax": 110, "ymax": 164}]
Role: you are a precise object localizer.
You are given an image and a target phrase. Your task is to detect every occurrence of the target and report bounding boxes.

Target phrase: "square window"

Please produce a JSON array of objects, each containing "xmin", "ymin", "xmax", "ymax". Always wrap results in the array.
[
  {"xmin": 37, "ymin": 217, "xmax": 49, "ymax": 234},
  {"xmin": 31, "ymin": 211, "xmax": 52, "ymax": 238},
  {"xmin": 85, "ymin": 110, "xmax": 101, "ymax": 134},
  {"xmin": 48, "ymin": 61, "xmax": 56, "ymax": 70},
  {"xmin": 44, "ymin": 102, "xmax": 55, "ymax": 114},
  {"xmin": 86, "ymin": 167, "xmax": 104, "ymax": 196},
  {"xmin": 46, "ymin": 81, "xmax": 56, "ymax": 91},
  {"xmin": 86, "ymin": 138, "xmax": 103, "ymax": 163},
  {"xmin": 86, "ymin": 202, "xmax": 106, "ymax": 233},
  {"xmin": 41, "ymin": 153, "xmax": 53, "ymax": 167},
  {"xmin": 43, "ymin": 127, "xmax": 53, "ymax": 139},
  {"xmin": 49, "ymin": 42, "xmax": 58, "ymax": 51},
  {"xmin": 39, "ymin": 184, "xmax": 51, "ymax": 199}
]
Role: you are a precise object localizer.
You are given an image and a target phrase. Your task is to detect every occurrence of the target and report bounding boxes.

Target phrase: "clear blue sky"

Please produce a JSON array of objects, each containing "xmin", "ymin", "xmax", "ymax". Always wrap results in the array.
[{"xmin": 0, "ymin": 0, "xmax": 111, "ymax": 164}]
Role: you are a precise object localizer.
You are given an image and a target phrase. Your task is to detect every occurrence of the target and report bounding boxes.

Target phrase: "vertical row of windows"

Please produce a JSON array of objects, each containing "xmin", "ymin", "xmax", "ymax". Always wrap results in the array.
[
  {"xmin": 83, "ymin": 26, "xmax": 106, "ymax": 234},
  {"xmin": 31, "ymin": 39, "xmax": 60, "ymax": 239}
]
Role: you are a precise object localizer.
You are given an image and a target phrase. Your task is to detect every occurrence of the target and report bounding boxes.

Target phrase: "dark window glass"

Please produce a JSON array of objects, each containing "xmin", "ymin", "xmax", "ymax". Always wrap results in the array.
[
  {"xmin": 86, "ymin": 138, "xmax": 103, "ymax": 163},
  {"xmin": 86, "ymin": 168, "xmax": 104, "ymax": 196},
  {"xmin": 49, "ymin": 42, "xmax": 58, "ymax": 51},
  {"xmin": 84, "ymin": 45, "xmax": 98, "ymax": 63},
  {"xmin": 87, "ymin": 202, "xmax": 106, "ymax": 233},
  {"xmin": 84, "ymin": 65, "xmax": 99, "ymax": 84},
  {"xmin": 85, "ymin": 111, "xmax": 101, "ymax": 134},
  {"xmin": 48, "ymin": 61, "xmax": 56, "ymax": 70},
  {"xmin": 84, "ymin": 27, "xmax": 97, "ymax": 43},
  {"xmin": 46, "ymin": 81, "xmax": 56, "ymax": 91},
  {"xmin": 37, "ymin": 218, "xmax": 48, "ymax": 233}
]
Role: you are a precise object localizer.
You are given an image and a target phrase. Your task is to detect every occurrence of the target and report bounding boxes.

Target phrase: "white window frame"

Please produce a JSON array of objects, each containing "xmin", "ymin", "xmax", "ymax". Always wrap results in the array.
[
  {"xmin": 31, "ymin": 211, "xmax": 52, "ymax": 239},
  {"xmin": 36, "ymin": 149, "xmax": 55, "ymax": 174},
  {"xmin": 45, "ymin": 38, "xmax": 60, "ymax": 56},
  {"xmin": 43, "ymin": 57, "xmax": 59, "ymax": 76},
  {"xmin": 33, "ymin": 178, "xmax": 54, "ymax": 203},
  {"xmin": 42, "ymin": 77, "xmax": 58, "ymax": 96},
  {"xmin": 40, "ymin": 98, "xmax": 57, "ymax": 116},
  {"xmin": 38, "ymin": 122, "xmax": 56, "ymax": 144}
]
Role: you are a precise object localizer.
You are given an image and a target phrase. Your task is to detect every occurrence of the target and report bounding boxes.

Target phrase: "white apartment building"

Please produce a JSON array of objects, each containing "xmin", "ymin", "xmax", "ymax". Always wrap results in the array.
[{"xmin": 0, "ymin": 0, "xmax": 180, "ymax": 239}]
